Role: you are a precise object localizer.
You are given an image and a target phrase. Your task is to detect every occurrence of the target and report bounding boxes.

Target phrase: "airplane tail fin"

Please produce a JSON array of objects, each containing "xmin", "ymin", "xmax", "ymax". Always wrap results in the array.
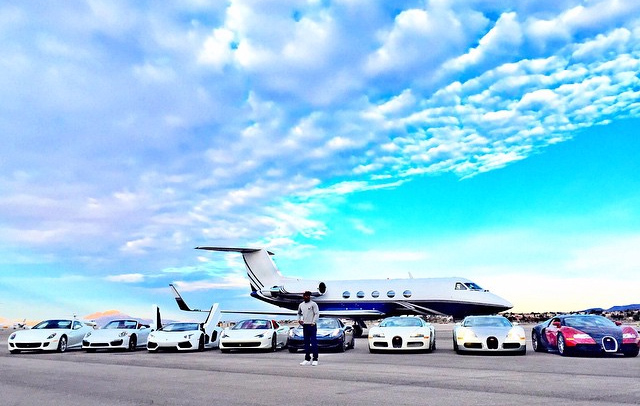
[{"xmin": 195, "ymin": 246, "xmax": 327, "ymax": 297}]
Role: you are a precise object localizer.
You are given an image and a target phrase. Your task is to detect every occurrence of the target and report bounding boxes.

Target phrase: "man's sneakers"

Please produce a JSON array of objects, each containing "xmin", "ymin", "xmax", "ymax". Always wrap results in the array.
[
  {"xmin": 311, "ymin": 360, "xmax": 318, "ymax": 366},
  {"xmin": 300, "ymin": 360, "xmax": 319, "ymax": 366}
]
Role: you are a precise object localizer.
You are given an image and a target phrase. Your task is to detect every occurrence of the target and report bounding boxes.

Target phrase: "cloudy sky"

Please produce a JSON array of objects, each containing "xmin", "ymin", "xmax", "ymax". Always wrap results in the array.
[{"xmin": 2, "ymin": 0, "xmax": 640, "ymax": 323}]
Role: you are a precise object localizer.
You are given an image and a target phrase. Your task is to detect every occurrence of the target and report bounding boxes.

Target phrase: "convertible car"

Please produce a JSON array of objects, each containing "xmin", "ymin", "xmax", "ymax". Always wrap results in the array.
[
  {"xmin": 453, "ymin": 315, "xmax": 526, "ymax": 355},
  {"xmin": 83, "ymin": 319, "xmax": 151, "ymax": 351},
  {"xmin": 532, "ymin": 314, "xmax": 640, "ymax": 357},
  {"xmin": 8, "ymin": 318, "xmax": 95, "ymax": 353},
  {"xmin": 288, "ymin": 317, "xmax": 355, "ymax": 352},
  {"xmin": 147, "ymin": 322, "xmax": 222, "ymax": 352},
  {"xmin": 219, "ymin": 318, "xmax": 289, "ymax": 352},
  {"xmin": 368, "ymin": 316, "xmax": 435, "ymax": 352}
]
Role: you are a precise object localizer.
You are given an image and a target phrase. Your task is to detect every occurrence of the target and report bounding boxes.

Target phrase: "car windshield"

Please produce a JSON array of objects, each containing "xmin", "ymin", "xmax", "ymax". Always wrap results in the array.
[
  {"xmin": 32, "ymin": 320, "xmax": 72, "ymax": 329},
  {"xmin": 232, "ymin": 319, "xmax": 270, "ymax": 330},
  {"xmin": 463, "ymin": 317, "xmax": 512, "ymax": 328},
  {"xmin": 380, "ymin": 317, "xmax": 423, "ymax": 327},
  {"xmin": 564, "ymin": 316, "xmax": 617, "ymax": 329},
  {"xmin": 104, "ymin": 320, "xmax": 138, "ymax": 329},
  {"xmin": 160, "ymin": 323, "xmax": 200, "ymax": 332},
  {"xmin": 317, "ymin": 319, "xmax": 339, "ymax": 329}
]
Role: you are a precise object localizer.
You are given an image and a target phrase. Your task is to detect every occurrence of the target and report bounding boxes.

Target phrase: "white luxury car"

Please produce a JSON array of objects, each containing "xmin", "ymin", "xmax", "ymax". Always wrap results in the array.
[
  {"xmin": 220, "ymin": 318, "xmax": 290, "ymax": 352},
  {"xmin": 368, "ymin": 316, "xmax": 436, "ymax": 352},
  {"xmin": 453, "ymin": 315, "xmax": 526, "ymax": 355},
  {"xmin": 8, "ymin": 319, "xmax": 95, "ymax": 353},
  {"xmin": 147, "ymin": 322, "xmax": 222, "ymax": 352},
  {"xmin": 83, "ymin": 319, "xmax": 152, "ymax": 351}
]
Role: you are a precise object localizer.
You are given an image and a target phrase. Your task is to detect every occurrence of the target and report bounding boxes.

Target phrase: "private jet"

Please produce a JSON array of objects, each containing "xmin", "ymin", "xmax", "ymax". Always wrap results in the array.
[{"xmin": 174, "ymin": 247, "xmax": 513, "ymax": 336}]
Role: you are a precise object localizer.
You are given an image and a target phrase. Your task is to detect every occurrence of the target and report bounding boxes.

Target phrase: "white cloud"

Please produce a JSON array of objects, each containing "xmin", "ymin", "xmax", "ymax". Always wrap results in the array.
[{"xmin": 105, "ymin": 273, "xmax": 146, "ymax": 283}]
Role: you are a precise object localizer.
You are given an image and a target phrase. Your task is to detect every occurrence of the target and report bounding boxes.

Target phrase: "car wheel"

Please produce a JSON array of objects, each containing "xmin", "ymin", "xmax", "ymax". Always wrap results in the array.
[
  {"xmin": 198, "ymin": 335, "xmax": 205, "ymax": 352},
  {"xmin": 532, "ymin": 331, "xmax": 543, "ymax": 352},
  {"xmin": 288, "ymin": 347, "xmax": 298, "ymax": 353},
  {"xmin": 338, "ymin": 337, "xmax": 346, "ymax": 352},
  {"xmin": 128, "ymin": 335, "xmax": 137, "ymax": 351},
  {"xmin": 623, "ymin": 347, "xmax": 639, "ymax": 357},
  {"xmin": 350, "ymin": 336, "xmax": 355, "ymax": 349},
  {"xmin": 57, "ymin": 335, "xmax": 68, "ymax": 353},
  {"xmin": 453, "ymin": 337, "xmax": 459, "ymax": 353},
  {"xmin": 557, "ymin": 333, "xmax": 571, "ymax": 356},
  {"xmin": 270, "ymin": 334, "xmax": 277, "ymax": 352}
]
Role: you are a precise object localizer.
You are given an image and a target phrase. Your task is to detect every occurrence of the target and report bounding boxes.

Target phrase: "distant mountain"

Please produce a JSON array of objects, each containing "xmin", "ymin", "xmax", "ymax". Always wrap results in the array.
[
  {"xmin": 583, "ymin": 304, "xmax": 640, "ymax": 313},
  {"xmin": 83, "ymin": 310, "xmax": 153, "ymax": 327}
]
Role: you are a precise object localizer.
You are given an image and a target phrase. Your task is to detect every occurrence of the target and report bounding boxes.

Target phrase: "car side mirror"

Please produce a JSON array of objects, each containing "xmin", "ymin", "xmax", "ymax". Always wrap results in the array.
[
  {"xmin": 615, "ymin": 321, "xmax": 622, "ymax": 326},
  {"xmin": 552, "ymin": 321, "xmax": 561, "ymax": 328}
]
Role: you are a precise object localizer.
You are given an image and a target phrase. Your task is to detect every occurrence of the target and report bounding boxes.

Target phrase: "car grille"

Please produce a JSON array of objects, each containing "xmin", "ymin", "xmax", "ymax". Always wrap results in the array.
[
  {"xmin": 147, "ymin": 342, "xmax": 158, "ymax": 349},
  {"xmin": 407, "ymin": 342, "xmax": 424, "ymax": 348},
  {"xmin": 503, "ymin": 343, "xmax": 521, "ymax": 349},
  {"xmin": 372, "ymin": 342, "xmax": 389, "ymax": 347},
  {"xmin": 16, "ymin": 342, "xmax": 42, "ymax": 349},
  {"xmin": 486, "ymin": 336, "xmax": 499, "ymax": 350},
  {"xmin": 110, "ymin": 340, "xmax": 123, "ymax": 346},
  {"xmin": 602, "ymin": 336, "xmax": 618, "ymax": 352},
  {"xmin": 464, "ymin": 343, "xmax": 482, "ymax": 349},
  {"xmin": 392, "ymin": 336, "xmax": 403, "ymax": 348},
  {"xmin": 178, "ymin": 341, "xmax": 193, "ymax": 349}
]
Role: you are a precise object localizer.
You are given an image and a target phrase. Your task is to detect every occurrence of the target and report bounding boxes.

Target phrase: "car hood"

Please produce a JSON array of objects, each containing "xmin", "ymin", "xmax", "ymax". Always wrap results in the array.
[
  {"xmin": 85, "ymin": 329, "xmax": 131, "ymax": 340},
  {"xmin": 10, "ymin": 329, "xmax": 68, "ymax": 340},
  {"xmin": 224, "ymin": 330, "xmax": 272, "ymax": 339},
  {"xmin": 371, "ymin": 326, "xmax": 428, "ymax": 336},
  {"xmin": 461, "ymin": 326, "xmax": 514, "ymax": 338},
  {"xmin": 572, "ymin": 325, "xmax": 623, "ymax": 342},
  {"xmin": 151, "ymin": 330, "xmax": 197, "ymax": 338}
]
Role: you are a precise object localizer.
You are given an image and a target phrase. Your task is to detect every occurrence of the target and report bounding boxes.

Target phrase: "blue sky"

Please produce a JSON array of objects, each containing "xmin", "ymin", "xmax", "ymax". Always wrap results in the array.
[{"xmin": 1, "ymin": 1, "xmax": 640, "ymax": 323}]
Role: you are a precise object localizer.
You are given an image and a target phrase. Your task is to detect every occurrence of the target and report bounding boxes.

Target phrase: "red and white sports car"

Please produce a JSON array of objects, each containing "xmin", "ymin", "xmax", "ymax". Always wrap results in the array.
[{"xmin": 532, "ymin": 314, "xmax": 639, "ymax": 357}]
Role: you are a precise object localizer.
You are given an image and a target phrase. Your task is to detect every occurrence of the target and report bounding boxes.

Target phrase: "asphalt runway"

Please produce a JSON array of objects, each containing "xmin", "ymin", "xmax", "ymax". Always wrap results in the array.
[{"xmin": 2, "ymin": 325, "xmax": 639, "ymax": 406}]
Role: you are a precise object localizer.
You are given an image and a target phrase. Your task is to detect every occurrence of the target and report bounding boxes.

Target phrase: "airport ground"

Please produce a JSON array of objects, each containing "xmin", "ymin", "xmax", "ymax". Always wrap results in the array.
[{"xmin": 1, "ymin": 325, "xmax": 639, "ymax": 406}]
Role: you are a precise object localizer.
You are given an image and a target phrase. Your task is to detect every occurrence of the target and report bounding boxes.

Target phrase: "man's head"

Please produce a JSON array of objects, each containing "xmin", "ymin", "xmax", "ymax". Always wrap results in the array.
[{"xmin": 303, "ymin": 291, "xmax": 311, "ymax": 302}]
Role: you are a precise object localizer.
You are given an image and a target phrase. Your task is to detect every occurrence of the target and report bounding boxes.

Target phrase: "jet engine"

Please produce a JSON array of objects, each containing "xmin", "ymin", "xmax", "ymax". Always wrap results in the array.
[{"xmin": 262, "ymin": 281, "xmax": 327, "ymax": 298}]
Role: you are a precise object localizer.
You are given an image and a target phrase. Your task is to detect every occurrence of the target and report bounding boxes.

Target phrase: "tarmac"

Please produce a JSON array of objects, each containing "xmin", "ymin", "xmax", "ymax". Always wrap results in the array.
[{"xmin": 1, "ymin": 325, "xmax": 639, "ymax": 406}]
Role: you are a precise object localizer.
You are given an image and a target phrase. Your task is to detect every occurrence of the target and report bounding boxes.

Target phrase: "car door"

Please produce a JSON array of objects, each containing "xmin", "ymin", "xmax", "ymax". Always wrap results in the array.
[
  {"xmin": 69, "ymin": 321, "xmax": 87, "ymax": 347},
  {"xmin": 138, "ymin": 326, "xmax": 151, "ymax": 346},
  {"xmin": 544, "ymin": 318, "xmax": 561, "ymax": 349}
]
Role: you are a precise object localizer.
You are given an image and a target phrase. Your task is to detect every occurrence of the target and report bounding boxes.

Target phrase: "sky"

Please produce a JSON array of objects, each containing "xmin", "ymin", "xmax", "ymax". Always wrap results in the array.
[{"xmin": 1, "ymin": 0, "xmax": 640, "ymax": 324}]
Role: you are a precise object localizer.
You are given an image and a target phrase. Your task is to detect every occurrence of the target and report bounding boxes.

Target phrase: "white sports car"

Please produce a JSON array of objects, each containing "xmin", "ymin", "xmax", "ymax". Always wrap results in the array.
[
  {"xmin": 83, "ymin": 319, "xmax": 151, "ymax": 351},
  {"xmin": 453, "ymin": 315, "xmax": 526, "ymax": 355},
  {"xmin": 8, "ymin": 319, "xmax": 95, "ymax": 353},
  {"xmin": 220, "ymin": 318, "xmax": 290, "ymax": 352},
  {"xmin": 147, "ymin": 322, "xmax": 222, "ymax": 352},
  {"xmin": 368, "ymin": 316, "xmax": 436, "ymax": 352}
]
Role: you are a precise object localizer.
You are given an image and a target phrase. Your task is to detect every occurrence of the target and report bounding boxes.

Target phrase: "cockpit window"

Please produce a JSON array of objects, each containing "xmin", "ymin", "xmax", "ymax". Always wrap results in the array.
[
  {"xmin": 464, "ymin": 282, "xmax": 483, "ymax": 291},
  {"xmin": 455, "ymin": 282, "xmax": 467, "ymax": 290}
]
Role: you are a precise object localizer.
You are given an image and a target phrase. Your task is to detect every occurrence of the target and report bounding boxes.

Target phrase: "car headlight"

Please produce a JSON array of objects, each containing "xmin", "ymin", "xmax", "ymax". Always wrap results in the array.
[
  {"xmin": 507, "ymin": 329, "xmax": 525, "ymax": 340},
  {"xmin": 410, "ymin": 333, "xmax": 426, "ymax": 338},
  {"xmin": 289, "ymin": 329, "xmax": 302, "ymax": 337},
  {"xmin": 85, "ymin": 331, "xmax": 92, "ymax": 338},
  {"xmin": 330, "ymin": 329, "xmax": 341, "ymax": 338},
  {"xmin": 221, "ymin": 332, "xmax": 229, "ymax": 338},
  {"xmin": 255, "ymin": 333, "xmax": 265, "ymax": 338},
  {"xmin": 9, "ymin": 333, "xmax": 16, "ymax": 340},
  {"xmin": 623, "ymin": 332, "xmax": 638, "ymax": 339},
  {"xmin": 458, "ymin": 328, "xmax": 477, "ymax": 341},
  {"xmin": 371, "ymin": 332, "xmax": 385, "ymax": 338},
  {"xmin": 184, "ymin": 334, "xmax": 194, "ymax": 339},
  {"xmin": 573, "ymin": 333, "xmax": 591, "ymax": 339},
  {"xmin": 119, "ymin": 331, "xmax": 129, "ymax": 337},
  {"xmin": 47, "ymin": 333, "xmax": 57, "ymax": 340},
  {"xmin": 149, "ymin": 333, "xmax": 155, "ymax": 339}
]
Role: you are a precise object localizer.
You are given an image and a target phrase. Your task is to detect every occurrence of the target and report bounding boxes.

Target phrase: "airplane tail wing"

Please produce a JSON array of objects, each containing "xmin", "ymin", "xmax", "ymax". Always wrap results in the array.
[{"xmin": 152, "ymin": 305, "xmax": 162, "ymax": 330}]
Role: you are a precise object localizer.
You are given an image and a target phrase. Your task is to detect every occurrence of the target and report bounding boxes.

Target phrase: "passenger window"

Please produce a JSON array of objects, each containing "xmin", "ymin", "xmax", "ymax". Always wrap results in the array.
[
  {"xmin": 342, "ymin": 291, "xmax": 351, "ymax": 299},
  {"xmin": 387, "ymin": 290, "xmax": 395, "ymax": 298},
  {"xmin": 357, "ymin": 291, "xmax": 365, "ymax": 298},
  {"xmin": 371, "ymin": 291, "xmax": 380, "ymax": 298},
  {"xmin": 403, "ymin": 290, "xmax": 412, "ymax": 298}
]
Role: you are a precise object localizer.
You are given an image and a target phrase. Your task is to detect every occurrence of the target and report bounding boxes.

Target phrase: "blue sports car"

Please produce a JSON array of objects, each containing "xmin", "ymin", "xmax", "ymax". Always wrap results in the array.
[{"xmin": 288, "ymin": 317, "xmax": 355, "ymax": 352}]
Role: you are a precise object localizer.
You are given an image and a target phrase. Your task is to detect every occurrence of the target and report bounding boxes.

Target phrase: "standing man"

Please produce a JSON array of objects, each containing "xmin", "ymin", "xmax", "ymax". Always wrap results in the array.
[{"xmin": 298, "ymin": 290, "xmax": 319, "ymax": 366}]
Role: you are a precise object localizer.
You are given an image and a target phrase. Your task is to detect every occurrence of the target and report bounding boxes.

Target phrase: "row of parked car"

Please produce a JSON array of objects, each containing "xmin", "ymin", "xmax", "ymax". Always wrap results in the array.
[{"xmin": 7, "ymin": 314, "xmax": 640, "ymax": 357}]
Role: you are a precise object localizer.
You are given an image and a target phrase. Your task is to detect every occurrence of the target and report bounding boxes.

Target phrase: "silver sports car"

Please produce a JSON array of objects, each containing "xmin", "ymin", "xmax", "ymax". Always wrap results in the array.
[{"xmin": 453, "ymin": 315, "xmax": 526, "ymax": 355}]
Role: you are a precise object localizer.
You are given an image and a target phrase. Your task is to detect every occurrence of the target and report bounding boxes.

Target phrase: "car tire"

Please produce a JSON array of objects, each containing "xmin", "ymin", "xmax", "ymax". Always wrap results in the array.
[
  {"xmin": 338, "ymin": 337, "xmax": 346, "ymax": 352},
  {"xmin": 288, "ymin": 347, "xmax": 297, "ymax": 353},
  {"xmin": 128, "ymin": 335, "xmax": 137, "ymax": 351},
  {"xmin": 532, "ymin": 331, "xmax": 544, "ymax": 352},
  {"xmin": 557, "ymin": 333, "xmax": 571, "ymax": 356},
  {"xmin": 198, "ymin": 335, "xmax": 205, "ymax": 352},
  {"xmin": 350, "ymin": 336, "xmax": 355, "ymax": 349},
  {"xmin": 57, "ymin": 335, "xmax": 68, "ymax": 353},
  {"xmin": 270, "ymin": 334, "xmax": 277, "ymax": 352}
]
